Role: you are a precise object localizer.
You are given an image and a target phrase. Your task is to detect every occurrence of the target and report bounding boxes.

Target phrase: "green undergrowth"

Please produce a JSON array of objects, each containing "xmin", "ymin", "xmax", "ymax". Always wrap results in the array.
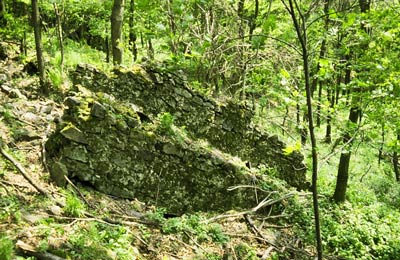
[
  {"xmin": 253, "ymin": 103, "xmax": 400, "ymax": 259},
  {"xmin": 282, "ymin": 122, "xmax": 400, "ymax": 259},
  {"xmin": 44, "ymin": 38, "xmax": 113, "ymax": 89},
  {"xmin": 0, "ymin": 234, "xmax": 14, "ymax": 260},
  {"xmin": 160, "ymin": 213, "xmax": 229, "ymax": 244}
]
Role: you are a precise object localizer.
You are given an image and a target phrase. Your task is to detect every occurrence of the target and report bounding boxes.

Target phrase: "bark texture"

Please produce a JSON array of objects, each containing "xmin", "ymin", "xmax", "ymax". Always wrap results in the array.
[{"xmin": 111, "ymin": 0, "xmax": 125, "ymax": 65}]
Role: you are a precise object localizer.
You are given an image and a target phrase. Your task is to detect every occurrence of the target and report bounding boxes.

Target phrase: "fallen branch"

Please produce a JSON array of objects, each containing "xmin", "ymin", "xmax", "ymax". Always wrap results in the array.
[
  {"xmin": 16, "ymin": 240, "xmax": 66, "ymax": 260},
  {"xmin": 0, "ymin": 139, "xmax": 50, "ymax": 197},
  {"xmin": 0, "ymin": 180, "xmax": 10, "ymax": 193},
  {"xmin": 261, "ymin": 246, "xmax": 275, "ymax": 260},
  {"xmin": 205, "ymin": 192, "xmax": 295, "ymax": 223},
  {"xmin": 244, "ymin": 214, "xmax": 270, "ymax": 243},
  {"xmin": 227, "ymin": 185, "xmax": 276, "ymax": 194}
]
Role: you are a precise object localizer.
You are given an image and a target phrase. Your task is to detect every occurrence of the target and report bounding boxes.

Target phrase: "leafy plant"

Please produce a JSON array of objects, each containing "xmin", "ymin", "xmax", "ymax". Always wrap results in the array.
[
  {"xmin": 47, "ymin": 68, "xmax": 63, "ymax": 88},
  {"xmin": 67, "ymin": 222, "xmax": 137, "ymax": 260},
  {"xmin": 162, "ymin": 214, "xmax": 228, "ymax": 244},
  {"xmin": 0, "ymin": 234, "xmax": 14, "ymax": 260},
  {"xmin": 64, "ymin": 192, "xmax": 85, "ymax": 217},
  {"xmin": 0, "ymin": 195, "xmax": 20, "ymax": 222},
  {"xmin": 146, "ymin": 207, "xmax": 167, "ymax": 225},
  {"xmin": 157, "ymin": 112, "xmax": 175, "ymax": 135},
  {"xmin": 234, "ymin": 243, "xmax": 257, "ymax": 260}
]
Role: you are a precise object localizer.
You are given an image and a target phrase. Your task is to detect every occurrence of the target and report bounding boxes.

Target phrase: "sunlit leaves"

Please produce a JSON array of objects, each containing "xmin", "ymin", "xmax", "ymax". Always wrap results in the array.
[{"xmin": 283, "ymin": 141, "xmax": 301, "ymax": 155}]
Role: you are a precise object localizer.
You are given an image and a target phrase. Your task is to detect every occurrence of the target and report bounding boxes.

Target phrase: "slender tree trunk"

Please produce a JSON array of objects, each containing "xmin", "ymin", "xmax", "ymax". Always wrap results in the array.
[
  {"xmin": 316, "ymin": 81, "xmax": 323, "ymax": 127},
  {"xmin": 166, "ymin": 0, "xmax": 177, "ymax": 55},
  {"xmin": 282, "ymin": 106, "xmax": 289, "ymax": 135},
  {"xmin": 20, "ymin": 4, "xmax": 27, "ymax": 55},
  {"xmin": 238, "ymin": 0, "xmax": 247, "ymax": 100},
  {"xmin": 31, "ymin": 0, "xmax": 47, "ymax": 94},
  {"xmin": 282, "ymin": 0, "xmax": 322, "ymax": 258},
  {"xmin": 314, "ymin": 0, "xmax": 329, "ymax": 127},
  {"xmin": 249, "ymin": 0, "xmax": 259, "ymax": 41},
  {"xmin": 311, "ymin": 0, "xmax": 329, "ymax": 97},
  {"xmin": 325, "ymin": 88, "xmax": 332, "ymax": 143},
  {"xmin": 53, "ymin": 3, "xmax": 64, "ymax": 74},
  {"xmin": 300, "ymin": 112, "xmax": 308, "ymax": 145},
  {"xmin": 394, "ymin": 133, "xmax": 400, "ymax": 182},
  {"xmin": 378, "ymin": 122, "xmax": 385, "ymax": 164},
  {"xmin": 147, "ymin": 38, "xmax": 154, "ymax": 60},
  {"xmin": 111, "ymin": 0, "xmax": 125, "ymax": 65},
  {"xmin": 325, "ymin": 83, "xmax": 335, "ymax": 143},
  {"xmin": 335, "ymin": 82, "xmax": 340, "ymax": 105},
  {"xmin": 128, "ymin": 0, "xmax": 137, "ymax": 61},
  {"xmin": 21, "ymin": 29, "xmax": 27, "ymax": 55},
  {"xmin": 0, "ymin": 0, "xmax": 6, "ymax": 26},
  {"xmin": 296, "ymin": 103, "xmax": 300, "ymax": 125},
  {"xmin": 105, "ymin": 35, "xmax": 110, "ymax": 63}
]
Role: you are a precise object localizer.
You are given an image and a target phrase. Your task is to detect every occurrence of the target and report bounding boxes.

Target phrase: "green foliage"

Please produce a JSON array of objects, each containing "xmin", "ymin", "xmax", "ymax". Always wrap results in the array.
[
  {"xmin": 322, "ymin": 202, "xmax": 400, "ymax": 260},
  {"xmin": 0, "ymin": 234, "xmax": 14, "ymax": 260},
  {"xmin": 234, "ymin": 243, "xmax": 257, "ymax": 260},
  {"xmin": 64, "ymin": 192, "xmax": 85, "ymax": 217},
  {"xmin": 157, "ymin": 112, "xmax": 175, "ymax": 135},
  {"xmin": 0, "ymin": 195, "xmax": 20, "ymax": 222},
  {"xmin": 67, "ymin": 222, "xmax": 137, "ymax": 260},
  {"xmin": 145, "ymin": 207, "xmax": 167, "ymax": 224},
  {"xmin": 162, "ymin": 215, "xmax": 229, "ymax": 244},
  {"xmin": 47, "ymin": 68, "xmax": 63, "ymax": 88},
  {"xmin": 282, "ymin": 141, "xmax": 301, "ymax": 155},
  {"xmin": 206, "ymin": 223, "xmax": 229, "ymax": 244}
]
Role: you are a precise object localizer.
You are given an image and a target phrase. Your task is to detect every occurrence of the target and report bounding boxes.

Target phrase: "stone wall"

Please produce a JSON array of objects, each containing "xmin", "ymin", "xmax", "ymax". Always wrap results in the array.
[
  {"xmin": 71, "ymin": 64, "xmax": 307, "ymax": 189},
  {"xmin": 45, "ymin": 91, "xmax": 260, "ymax": 213},
  {"xmin": 45, "ymin": 63, "xmax": 309, "ymax": 213}
]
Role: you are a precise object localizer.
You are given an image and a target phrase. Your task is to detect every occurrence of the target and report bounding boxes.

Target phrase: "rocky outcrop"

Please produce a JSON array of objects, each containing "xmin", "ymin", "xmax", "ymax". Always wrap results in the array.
[{"xmin": 71, "ymin": 64, "xmax": 307, "ymax": 189}]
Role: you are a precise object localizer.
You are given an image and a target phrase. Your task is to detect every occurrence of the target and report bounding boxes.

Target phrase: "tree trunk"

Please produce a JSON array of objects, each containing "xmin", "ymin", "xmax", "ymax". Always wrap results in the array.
[
  {"xmin": 53, "ymin": 3, "xmax": 64, "ymax": 74},
  {"xmin": 333, "ymin": 93, "xmax": 360, "ymax": 202},
  {"xmin": 128, "ymin": 0, "xmax": 137, "ymax": 61},
  {"xmin": 111, "ymin": 0, "xmax": 125, "ymax": 65},
  {"xmin": 147, "ymin": 38, "xmax": 154, "ymax": 60},
  {"xmin": 237, "ymin": 0, "xmax": 247, "ymax": 100},
  {"xmin": 313, "ymin": 0, "xmax": 329, "ymax": 127},
  {"xmin": 21, "ymin": 30, "xmax": 27, "ymax": 56},
  {"xmin": 325, "ymin": 83, "xmax": 335, "ymax": 143},
  {"xmin": 166, "ymin": 0, "xmax": 177, "ymax": 55},
  {"xmin": 332, "ymin": 54, "xmax": 356, "ymax": 202},
  {"xmin": 0, "ymin": 0, "xmax": 6, "ymax": 26},
  {"xmin": 378, "ymin": 122, "xmax": 385, "ymax": 164},
  {"xmin": 249, "ymin": 0, "xmax": 259, "ymax": 41},
  {"xmin": 300, "ymin": 112, "xmax": 308, "ymax": 145},
  {"xmin": 359, "ymin": 0, "xmax": 371, "ymax": 13},
  {"xmin": 333, "ymin": 0, "xmax": 370, "ymax": 203},
  {"xmin": 283, "ymin": 0, "xmax": 322, "ymax": 258},
  {"xmin": 31, "ymin": 0, "xmax": 47, "ymax": 94},
  {"xmin": 316, "ymin": 81, "xmax": 323, "ymax": 127},
  {"xmin": 394, "ymin": 133, "xmax": 400, "ymax": 182},
  {"xmin": 105, "ymin": 35, "xmax": 110, "ymax": 63}
]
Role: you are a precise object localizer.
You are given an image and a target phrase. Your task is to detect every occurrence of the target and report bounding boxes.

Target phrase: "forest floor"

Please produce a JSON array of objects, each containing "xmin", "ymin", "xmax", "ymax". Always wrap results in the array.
[{"xmin": 0, "ymin": 50, "xmax": 313, "ymax": 259}]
